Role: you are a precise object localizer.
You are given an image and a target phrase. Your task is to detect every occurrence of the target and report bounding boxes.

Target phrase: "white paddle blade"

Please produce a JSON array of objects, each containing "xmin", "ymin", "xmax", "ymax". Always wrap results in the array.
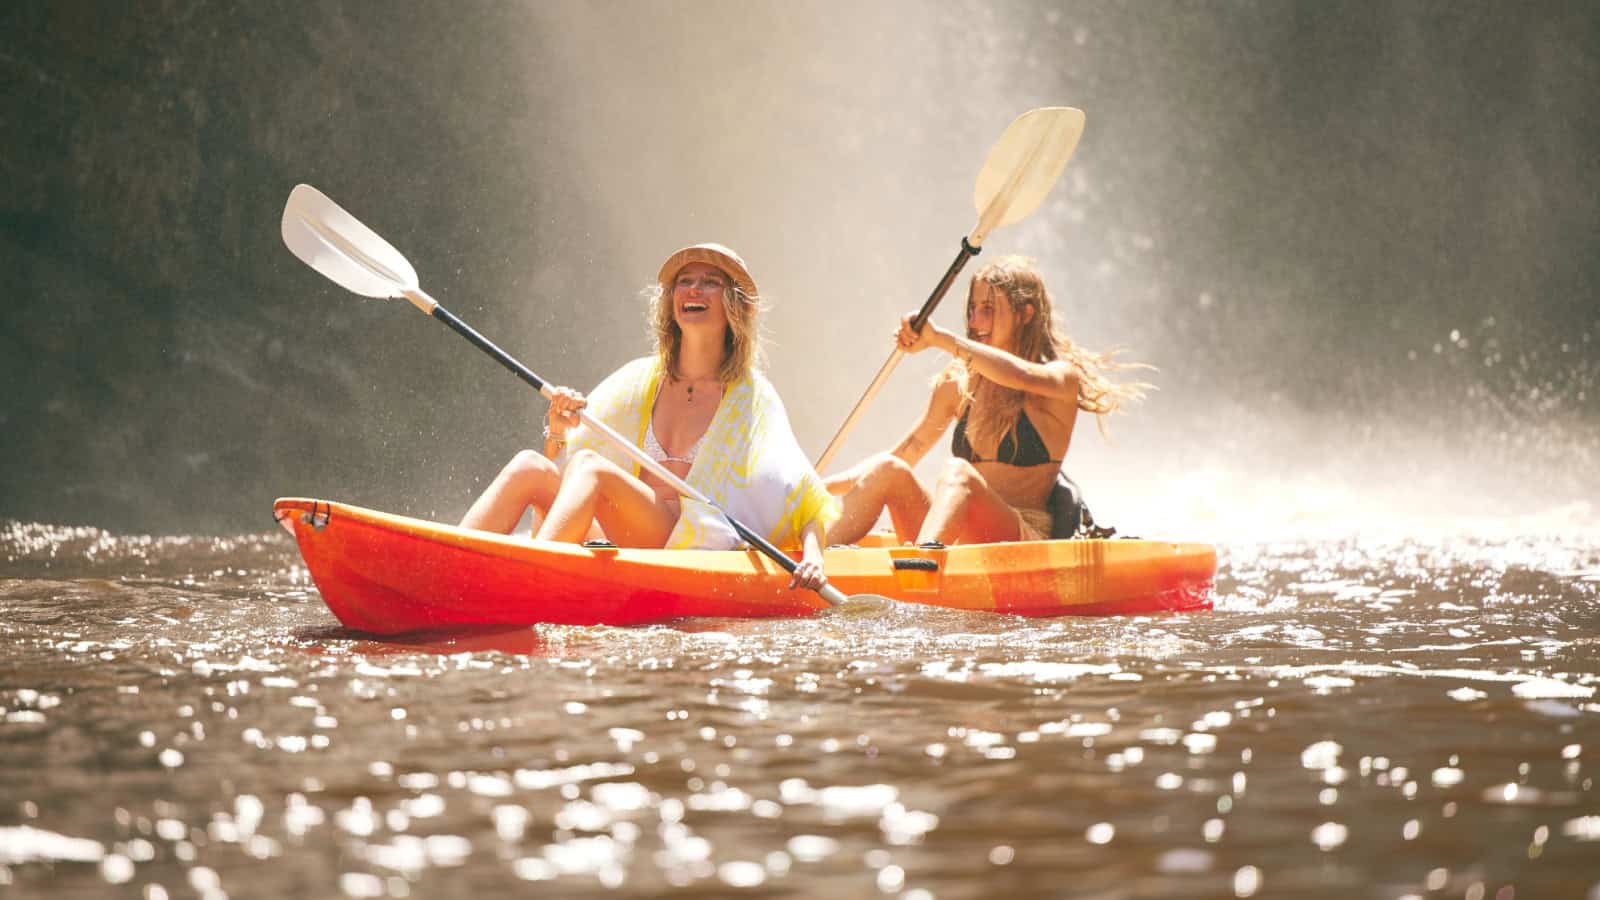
[
  {"xmin": 281, "ymin": 184, "xmax": 419, "ymax": 299},
  {"xmin": 971, "ymin": 107, "xmax": 1086, "ymax": 244}
]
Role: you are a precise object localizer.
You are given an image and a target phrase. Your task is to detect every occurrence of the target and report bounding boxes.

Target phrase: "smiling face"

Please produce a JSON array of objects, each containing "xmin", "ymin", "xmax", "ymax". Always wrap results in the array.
[
  {"xmin": 649, "ymin": 248, "xmax": 763, "ymax": 384},
  {"xmin": 966, "ymin": 280, "xmax": 1033, "ymax": 352},
  {"xmin": 671, "ymin": 261, "xmax": 731, "ymax": 335}
]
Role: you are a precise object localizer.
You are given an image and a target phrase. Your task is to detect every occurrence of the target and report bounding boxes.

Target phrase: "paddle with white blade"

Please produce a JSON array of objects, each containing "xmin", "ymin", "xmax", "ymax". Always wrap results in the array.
[
  {"xmin": 813, "ymin": 106, "xmax": 1085, "ymax": 473},
  {"xmin": 281, "ymin": 183, "xmax": 883, "ymax": 610}
]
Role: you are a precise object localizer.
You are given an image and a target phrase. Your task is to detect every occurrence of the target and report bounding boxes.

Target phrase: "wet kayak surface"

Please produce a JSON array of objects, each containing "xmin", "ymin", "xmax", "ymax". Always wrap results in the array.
[{"xmin": 2, "ymin": 521, "xmax": 1597, "ymax": 898}]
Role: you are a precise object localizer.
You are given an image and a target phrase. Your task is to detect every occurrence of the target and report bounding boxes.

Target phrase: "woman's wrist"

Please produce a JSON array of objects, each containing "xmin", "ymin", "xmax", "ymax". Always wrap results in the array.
[
  {"xmin": 801, "ymin": 525, "xmax": 824, "ymax": 561},
  {"xmin": 542, "ymin": 423, "xmax": 568, "ymax": 446}
]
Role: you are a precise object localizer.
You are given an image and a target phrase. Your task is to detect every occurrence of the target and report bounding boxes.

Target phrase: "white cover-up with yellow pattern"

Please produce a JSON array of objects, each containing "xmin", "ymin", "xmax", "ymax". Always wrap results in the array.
[{"xmin": 564, "ymin": 357, "xmax": 839, "ymax": 551}]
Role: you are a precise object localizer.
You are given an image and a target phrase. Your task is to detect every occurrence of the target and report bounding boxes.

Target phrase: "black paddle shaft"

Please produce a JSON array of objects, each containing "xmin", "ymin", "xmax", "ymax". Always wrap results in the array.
[
  {"xmin": 909, "ymin": 237, "xmax": 982, "ymax": 332},
  {"xmin": 430, "ymin": 305, "xmax": 550, "ymax": 394},
  {"xmin": 427, "ymin": 303, "xmax": 802, "ymax": 576}
]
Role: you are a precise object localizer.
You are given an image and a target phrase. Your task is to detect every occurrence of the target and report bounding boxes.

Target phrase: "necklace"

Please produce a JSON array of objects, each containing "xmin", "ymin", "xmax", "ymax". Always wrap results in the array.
[{"xmin": 679, "ymin": 374, "xmax": 719, "ymax": 405}]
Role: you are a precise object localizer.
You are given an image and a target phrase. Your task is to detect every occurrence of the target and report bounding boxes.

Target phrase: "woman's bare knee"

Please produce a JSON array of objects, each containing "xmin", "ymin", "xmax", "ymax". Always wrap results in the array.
[
  {"xmin": 560, "ymin": 449, "xmax": 635, "ymax": 497},
  {"xmin": 500, "ymin": 448, "xmax": 551, "ymax": 476},
  {"xmin": 867, "ymin": 452, "xmax": 913, "ymax": 482},
  {"xmin": 927, "ymin": 459, "xmax": 983, "ymax": 530},
  {"xmin": 936, "ymin": 458, "xmax": 982, "ymax": 492},
  {"xmin": 462, "ymin": 449, "xmax": 561, "ymax": 533},
  {"xmin": 561, "ymin": 448, "xmax": 606, "ymax": 477},
  {"xmin": 851, "ymin": 453, "xmax": 914, "ymax": 496}
]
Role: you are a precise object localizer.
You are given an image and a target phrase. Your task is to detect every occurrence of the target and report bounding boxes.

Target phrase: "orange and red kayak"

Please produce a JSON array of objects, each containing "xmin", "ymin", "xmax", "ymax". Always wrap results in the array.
[{"xmin": 274, "ymin": 497, "xmax": 1215, "ymax": 633}]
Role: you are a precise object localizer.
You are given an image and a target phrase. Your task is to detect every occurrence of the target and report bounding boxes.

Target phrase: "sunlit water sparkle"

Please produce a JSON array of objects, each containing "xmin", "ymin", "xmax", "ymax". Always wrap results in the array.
[{"xmin": 1, "ymin": 520, "xmax": 1597, "ymax": 898}]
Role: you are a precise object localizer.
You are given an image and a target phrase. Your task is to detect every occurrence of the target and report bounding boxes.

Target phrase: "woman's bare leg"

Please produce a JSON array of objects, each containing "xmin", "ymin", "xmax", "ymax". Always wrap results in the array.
[
  {"xmin": 535, "ymin": 449, "xmax": 678, "ymax": 547},
  {"xmin": 916, "ymin": 458, "xmax": 1023, "ymax": 545},
  {"xmin": 826, "ymin": 453, "xmax": 931, "ymax": 545},
  {"xmin": 460, "ymin": 450, "xmax": 563, "ymax": 535}
]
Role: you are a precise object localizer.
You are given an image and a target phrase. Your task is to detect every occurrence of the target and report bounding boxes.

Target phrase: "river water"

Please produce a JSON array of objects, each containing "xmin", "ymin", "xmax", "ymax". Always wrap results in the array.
[{"xmin": 2, "ymin": 518, "xmax": 1598, "ymax": 899}]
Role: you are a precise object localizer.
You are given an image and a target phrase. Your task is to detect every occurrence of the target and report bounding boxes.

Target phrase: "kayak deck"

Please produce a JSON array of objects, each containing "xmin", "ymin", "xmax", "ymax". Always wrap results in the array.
[{"xmin": 274, "ymin": 498, "xmax": 1216, "ymax": 633}]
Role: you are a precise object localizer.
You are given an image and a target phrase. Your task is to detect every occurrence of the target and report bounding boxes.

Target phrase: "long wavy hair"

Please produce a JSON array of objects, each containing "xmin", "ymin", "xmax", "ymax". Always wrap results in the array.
[
  {"xmin": 951, "ymin": 255, "xmax": 1153, "ymax": 452},
  {"xmin": 646, "ymin": 267, "xmax": 764, "ymax": 385}
]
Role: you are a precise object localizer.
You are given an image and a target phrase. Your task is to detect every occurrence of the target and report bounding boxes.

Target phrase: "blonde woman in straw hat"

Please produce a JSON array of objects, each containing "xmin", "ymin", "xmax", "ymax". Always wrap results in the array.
[
  {"xmin": 460, "ymin": 244, "xmax": 837, "ymax": 592},
  {"xmin": 825, "ymin": 255, "xmax": 1149, "ymax": 546}
]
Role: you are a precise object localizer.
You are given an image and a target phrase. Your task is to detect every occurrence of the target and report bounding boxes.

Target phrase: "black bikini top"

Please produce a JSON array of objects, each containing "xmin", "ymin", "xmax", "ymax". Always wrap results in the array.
[{"xmin": 951, "ymin": 406, "xmax": 1060, "ymax": 467}]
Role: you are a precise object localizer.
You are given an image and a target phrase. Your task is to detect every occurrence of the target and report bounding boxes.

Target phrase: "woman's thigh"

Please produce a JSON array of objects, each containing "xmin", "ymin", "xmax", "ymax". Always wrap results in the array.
[
  {"xmin": 938, "ymin": 469, "xmax": 1022, "ymax": 543},
  {"xmin": 581, "ymin": 458, "xmax": 680, "ymax": 548}
]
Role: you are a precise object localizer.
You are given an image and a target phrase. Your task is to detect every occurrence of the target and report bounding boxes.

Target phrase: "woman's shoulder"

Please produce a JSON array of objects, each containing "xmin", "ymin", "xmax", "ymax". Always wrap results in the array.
[
  {"xmin": 929, "ymin": 362, "xmax": 963, "ymax": 392},
  {"xmin": 1022, "ymin": 361, "xmax": 1082, "ymax": 417},
  {"xmin": 1028, "ymin": 358, "xmax": 1081, "ymax": 399},
  {"xmin": 928, "ymin": 365, "xmax": 965, "ymax": 405},
  {"xmin": 743, "ymin": 368, "xmax": 782, "ymax": 404},
  {"xmin": 588, "ymin": 356, "xmax": 663, "ymax": 396}
]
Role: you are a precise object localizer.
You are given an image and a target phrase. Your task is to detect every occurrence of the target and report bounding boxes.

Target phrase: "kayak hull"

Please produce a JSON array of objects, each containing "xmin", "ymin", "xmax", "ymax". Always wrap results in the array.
[{"xmin": 274, "ymin": 498, "xmax": 1216, "ymax": 633}]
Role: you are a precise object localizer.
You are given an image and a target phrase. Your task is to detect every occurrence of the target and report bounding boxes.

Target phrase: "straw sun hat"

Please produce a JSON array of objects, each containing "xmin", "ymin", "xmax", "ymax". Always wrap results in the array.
[{"xmin": 656, "ymin": 243, "xmax": 758, "ymax": 300}]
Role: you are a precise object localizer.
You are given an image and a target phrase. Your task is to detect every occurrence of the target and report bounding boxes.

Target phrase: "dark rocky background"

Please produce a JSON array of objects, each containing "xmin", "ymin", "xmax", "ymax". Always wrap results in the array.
[
  {"xmin": 3, "ymin": 1, "xmax": 1596, "ymax": 535},
  {"xmin": 3, "ymin": 2, "xmax": 597, "ymax": 533}
]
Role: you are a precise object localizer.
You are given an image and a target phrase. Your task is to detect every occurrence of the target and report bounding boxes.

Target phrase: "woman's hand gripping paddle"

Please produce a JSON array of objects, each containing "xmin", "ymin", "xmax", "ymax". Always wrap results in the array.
[
  {"xmin": 281, "ymin": 184, "xmax": 889, "ymax": 611},
  {"xmin": 813, "ymin": 107, "xmax": 1086, "ymax": 473}
]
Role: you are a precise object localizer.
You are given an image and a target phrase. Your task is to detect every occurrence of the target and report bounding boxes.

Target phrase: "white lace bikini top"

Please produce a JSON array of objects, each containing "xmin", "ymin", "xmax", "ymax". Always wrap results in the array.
[{"xmin": 642, "ymin": 416, "xmax": 705, "ymax": 466}]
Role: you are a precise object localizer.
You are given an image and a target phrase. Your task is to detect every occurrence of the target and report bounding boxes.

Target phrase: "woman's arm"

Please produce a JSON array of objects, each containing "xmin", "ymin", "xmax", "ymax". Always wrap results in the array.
[
  {"xmin": 888, "ymin": 374, "xmax": 963, "ymax": 465},
  {"xmin": 899, "ymin": 314, "xmax": 1078, "ymax": 402},
  {"xmin": 543, "ymin": 386, "xmax": 586, "ymax": 460},
  {"xmin": 824, "ymin": 374, "xmax": 960, "ymax": 495},
  {"xmin": 789, "ymin": 519, "xmax": 827, "ymax": 591},
  {"xmin": 937, "ymin": 329, "xmax": 1077, "ymax": 400}
]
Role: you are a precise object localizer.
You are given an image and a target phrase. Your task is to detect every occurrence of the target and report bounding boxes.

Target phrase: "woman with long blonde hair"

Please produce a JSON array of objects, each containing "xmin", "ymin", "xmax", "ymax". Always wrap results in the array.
[
  {"xmin": 461, "ymin": 244, "xmax": 837, "ymax": 591},
  {"xmin": 826, "ymin": 255, "xmax": 1149, "ymax": 545}
]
